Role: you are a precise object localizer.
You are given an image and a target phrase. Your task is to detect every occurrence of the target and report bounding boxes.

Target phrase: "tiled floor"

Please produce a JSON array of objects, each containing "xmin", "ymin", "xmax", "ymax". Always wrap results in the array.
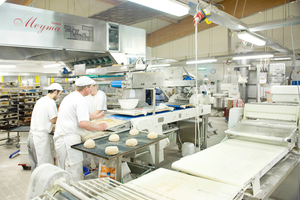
[
  {"xmin": 0, "ymin": 132, "xmax": 31, "ymax": 200},
  {"xmin": 0, "ymin": 114, "xmax": 227, "ymax": 199}
]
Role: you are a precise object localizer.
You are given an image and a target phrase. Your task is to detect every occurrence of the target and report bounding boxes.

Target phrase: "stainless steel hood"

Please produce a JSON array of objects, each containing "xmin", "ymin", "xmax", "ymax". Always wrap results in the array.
[{"xmin": 0, "ymin": 3, "xmax": 146, "ymax": 68}]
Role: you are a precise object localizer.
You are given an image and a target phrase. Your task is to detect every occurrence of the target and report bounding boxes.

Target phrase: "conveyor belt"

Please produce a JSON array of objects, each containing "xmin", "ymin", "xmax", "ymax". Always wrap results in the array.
[
  {"xmin": 125, "ymin": 168, "xmax": 243, "ymax": 200},
  {"xmin": 172, "ymin": 138, "xmax": 289, "ymax": 189}
]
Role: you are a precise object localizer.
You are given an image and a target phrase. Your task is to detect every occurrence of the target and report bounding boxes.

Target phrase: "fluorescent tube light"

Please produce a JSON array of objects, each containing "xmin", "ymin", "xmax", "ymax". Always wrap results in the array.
[
  {"xmin": 233, "ymin": 54, "xmax": 273, "ymax": 60},
  {"xmin": 237, "ymin": 31, "xmax": 266, "ymax": 46},
  {"xmin": 151, "ymin": 64, "xmax": 171, "ymax": 67},
  {"xmin": 43, "ymin": 64, "xmax": 61, "ymax": 68},
  {"xmin": 0, "ymin": 0, "xmax": 6, "ymax": 6},
  {"xmin": 186, "ymin": 59, "xmax": 217, "ymax": 64},
  {"xmin": 128, "ymin": 0, "xmax": 189, "ymax": 17},
  {"xmin": 0, "ymin": 65, "xmax": 16, "ymax": 68},
  {"xmin": 198, "ymin": 68, "xmax": 207, "ymax": 71},
  {"xmin": 273, "ymin": 57, "xmax": 292, "ymax": 61}
]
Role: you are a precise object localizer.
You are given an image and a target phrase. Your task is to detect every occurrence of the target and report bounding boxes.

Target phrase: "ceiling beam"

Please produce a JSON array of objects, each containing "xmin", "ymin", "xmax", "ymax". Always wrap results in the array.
[{"xmin": 147, "ymin": 0, "xmax": 295, "ymax": 47}]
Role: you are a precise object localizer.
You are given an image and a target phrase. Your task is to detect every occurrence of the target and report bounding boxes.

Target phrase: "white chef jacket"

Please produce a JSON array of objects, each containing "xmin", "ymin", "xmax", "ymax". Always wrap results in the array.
[
  {"xmin": 30, "ymin": 96, "xmax": 57, "ymax": 133},
  {"xmin": 54, "ymin": 91, "xmax": 90, "ymax": 166},
  {"xmin": 85, "ymin": 90, "xmax": 107, "ymax": 113},
  {"xmin": 30, "ymin": 96, "xmax": 57, "ymax": 166}
]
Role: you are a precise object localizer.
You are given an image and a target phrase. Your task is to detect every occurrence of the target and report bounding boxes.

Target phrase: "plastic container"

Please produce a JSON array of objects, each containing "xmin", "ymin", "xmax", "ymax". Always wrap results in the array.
[
  {"xmin": 118, "ymin": 99, "xmax": 139, "ymax": 110},
  {"xmin": 182, "ymin": 142, "xmax": 195, "ymax": 157},
  {"xmin": 83, "ymin": 167, "xmax": 90, "ymax": 176}
]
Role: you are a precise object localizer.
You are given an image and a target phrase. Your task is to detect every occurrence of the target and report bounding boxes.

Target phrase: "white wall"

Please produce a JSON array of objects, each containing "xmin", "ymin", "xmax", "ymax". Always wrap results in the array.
[{"xmin": 151, "ymin": 1, "xmax": 300, "ymax": 61}]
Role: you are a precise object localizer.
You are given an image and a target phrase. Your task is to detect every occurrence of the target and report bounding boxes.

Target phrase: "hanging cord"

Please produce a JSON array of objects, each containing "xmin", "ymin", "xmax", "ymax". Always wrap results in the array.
[
  {"xmin": 241, "ymin": 0, "xmax": 247, "ymax": 18},
  {"xmin": 233, "ymin": 0, "xmax": 239, "ymax": 17},
  {"xmin": 194, "ymin": 3, "xmax": 201, "ymax": 152}
]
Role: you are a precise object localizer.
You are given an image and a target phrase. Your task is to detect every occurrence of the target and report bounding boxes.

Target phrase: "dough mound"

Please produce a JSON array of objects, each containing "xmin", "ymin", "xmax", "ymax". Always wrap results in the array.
[
  {"xmin": 84, "ymin": 139, "xmax": 95, "ymax": 148},
  {"xmin": 99, "ymin": 121, "xmax": 108, "ymax": 126},
  {"xmin": 129, "ymin": 128, "xmax": 139, "ymax": 136},
  {"xmin": 109, "ymin": 134, "xmax": 120, "ymax": 142},
  {"xmin": 147, "ymin": 132, "xmax": 158, "ymax": 139},
  {"xmin": 126, "ymin": 138, "xmax": 138, "ymax": 147},
  {"xmin": 105, "ymin": 146, "xmax": 119, "ymax": 155}
]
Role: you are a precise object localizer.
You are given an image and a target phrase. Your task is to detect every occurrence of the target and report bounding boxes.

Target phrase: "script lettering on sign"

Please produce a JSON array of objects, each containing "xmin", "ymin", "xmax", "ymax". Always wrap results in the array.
[{"xmin": 13, "ymin": 17, "xmax": 61, "ymax": 34}]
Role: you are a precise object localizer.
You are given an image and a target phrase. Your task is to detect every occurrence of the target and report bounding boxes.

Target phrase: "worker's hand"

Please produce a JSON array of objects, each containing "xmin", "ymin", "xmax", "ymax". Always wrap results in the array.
[
  {"xmin": 98, "ymin": 121, "xmax": 108, "ymax": 131},
  {"xmin": 98, "ymin": 111, "xmax": 105, "ymax": 118}
]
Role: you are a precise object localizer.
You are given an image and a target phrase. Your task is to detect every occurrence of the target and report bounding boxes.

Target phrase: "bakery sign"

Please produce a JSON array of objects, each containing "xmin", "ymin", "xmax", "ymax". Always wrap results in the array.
[{"xmin": 13, "ymin": 16, "xmax": 61, "ymax": 34}]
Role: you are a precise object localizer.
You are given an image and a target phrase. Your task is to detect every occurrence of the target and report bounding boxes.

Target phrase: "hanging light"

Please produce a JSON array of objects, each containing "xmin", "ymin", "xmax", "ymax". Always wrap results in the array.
[
  {"xmin": 237, "ymin": 31, "xmax": 266, "ymax": 46},
  {"xmin": 151, "ymin": 64, "xmax": 171, "ymax": 67},
  {"xmin": 127, "ymin": 0, "xmax": 189, "ymax": 17},
  {"xmin": 186, "ymin": 59, "xmax": 217, "ymax": 64},
  {"xmin": 43, "ymin": 64, "xmax": 61, "ymax": 68},
  {"xmin": 233, "ymin": 54, "xmax": 273, "ymax": 60},
  {"xmin": 0, "ymin": 0, "xmax": 6, "ymax": 6},
  {"xmin": 0, "ymin": 65, "xmax": 16, "ymax": 68}
]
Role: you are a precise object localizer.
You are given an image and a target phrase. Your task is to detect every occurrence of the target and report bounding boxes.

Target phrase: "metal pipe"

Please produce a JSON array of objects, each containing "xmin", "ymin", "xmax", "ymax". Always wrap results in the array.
[
  {"xmin": 152, "ymin": 88, "xmax": 156, "ymax": 115},
  {"xmin": 57, "ymin": 181, "xmax": 91, "ymax": 200}
]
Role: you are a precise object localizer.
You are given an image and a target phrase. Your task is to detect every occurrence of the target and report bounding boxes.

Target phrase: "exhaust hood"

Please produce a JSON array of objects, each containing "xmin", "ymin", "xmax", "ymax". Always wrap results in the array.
[{"xmin": 0, "ymin": 3, "xmax": 146, "ymax": 69}]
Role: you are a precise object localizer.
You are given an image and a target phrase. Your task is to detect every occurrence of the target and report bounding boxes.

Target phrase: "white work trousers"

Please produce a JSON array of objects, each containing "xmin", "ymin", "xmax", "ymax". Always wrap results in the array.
[
  {"xmin": 55, "ymin": 136, "xmax": 84, "ymax": 182},
  {"xmin": 32, "ymin": 132, "xmax": 54, "ymax": 166},
  {"xmin": 27, "ymin": 133, "xmax": 37, "ymax": 172}
]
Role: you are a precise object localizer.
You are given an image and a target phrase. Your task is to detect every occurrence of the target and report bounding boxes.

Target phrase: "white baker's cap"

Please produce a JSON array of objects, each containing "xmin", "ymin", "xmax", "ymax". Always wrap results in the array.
[
  {"xmin": 45, "ymin": 83, "xmax": 63, "ymax": 91},
  {"xmin": 75, "ymin": 76, "xmax": 94, "ymax": 86},
  {"xmin": 91, "ymin": 80, "xmax": 97, "ymax": 85}
]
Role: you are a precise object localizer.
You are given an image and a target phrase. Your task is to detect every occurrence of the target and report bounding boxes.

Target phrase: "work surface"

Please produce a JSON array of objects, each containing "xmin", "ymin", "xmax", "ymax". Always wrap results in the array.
[
  {"xmin": 125, "ymin": 168, "xmax": 242, "ymax": 200},
  {"xmin": 72, "ymin": 131, "xmax": 167, "ymax": 160},
  {"xmin": 172, "ymin": 138, "xmax": 289, "ymax": 188}
]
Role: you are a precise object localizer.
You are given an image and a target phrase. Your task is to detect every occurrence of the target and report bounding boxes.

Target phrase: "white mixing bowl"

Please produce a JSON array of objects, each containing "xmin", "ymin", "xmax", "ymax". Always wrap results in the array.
[{"xmin": 118, "ymin": 99, "xmax": 139, "ymax": 110}]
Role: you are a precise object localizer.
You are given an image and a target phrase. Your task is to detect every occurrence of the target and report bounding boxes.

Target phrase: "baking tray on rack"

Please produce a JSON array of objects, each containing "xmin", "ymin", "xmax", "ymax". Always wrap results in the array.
[{"xmin": 72, "ymin": 131, "xmax": 167, "ymax": 160}]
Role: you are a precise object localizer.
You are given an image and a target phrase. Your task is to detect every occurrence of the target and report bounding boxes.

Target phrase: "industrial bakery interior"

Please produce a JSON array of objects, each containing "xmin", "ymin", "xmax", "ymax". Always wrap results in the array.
[{"xmin": 0, "ymin": 0, "xmax": 300, "ymax": 199}]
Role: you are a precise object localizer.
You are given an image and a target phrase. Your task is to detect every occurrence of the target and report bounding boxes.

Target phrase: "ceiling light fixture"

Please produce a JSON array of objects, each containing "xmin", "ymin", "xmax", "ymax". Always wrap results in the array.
[
  {"xmin": 273, "ymin": 57, "xmax": 292, "ymax": 61},
  {"xmin": 43, "ymin": 64, "xmax": 61, "ymax": 68},
  {"xmin": 186, "ymin": 59, "xmax": 217, "ymax": 64},
  {"xmin": 127, "ymin": 0, "xmax": 189, "ymax": 17},
  {"xmin": 0, "ymin": 65, "xmax": 16, "ymax": 68},
  {"xmin": 151, "ymin": 64, "xmax": 171, "ymax": 67},
  {"xmin": 198, "ymin": 68, "xmax": 207, "ymax": 71},
  {"xmin": 237, "ymin": 31, "xmax": 266, "ymax": 46},
  {"xmin": 233, "ymin": 54, "xmax": 273, "ymax": 60},
  {"xmin": 0, "ymin": 0, "xmax": 6, "ymax": 6}
]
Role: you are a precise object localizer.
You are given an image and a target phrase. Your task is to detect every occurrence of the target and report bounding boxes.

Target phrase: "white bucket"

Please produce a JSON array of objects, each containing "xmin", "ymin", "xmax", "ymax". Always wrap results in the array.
[{"xmin": 182, "ymin": 142, "xmax": 195, "ymax": 157}]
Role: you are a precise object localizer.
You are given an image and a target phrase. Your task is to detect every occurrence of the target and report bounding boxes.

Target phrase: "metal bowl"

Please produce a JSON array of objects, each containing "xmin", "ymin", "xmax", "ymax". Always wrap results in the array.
[{"xmin": 118, "ymin": 99, "xmax": 139, "ymax": 110}]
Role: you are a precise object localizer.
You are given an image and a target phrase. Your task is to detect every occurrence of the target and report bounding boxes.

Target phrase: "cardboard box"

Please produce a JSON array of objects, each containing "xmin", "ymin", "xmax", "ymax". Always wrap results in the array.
[{"xmin": 227, "ymin": 99, "xmax": 233, "ymax": 109}]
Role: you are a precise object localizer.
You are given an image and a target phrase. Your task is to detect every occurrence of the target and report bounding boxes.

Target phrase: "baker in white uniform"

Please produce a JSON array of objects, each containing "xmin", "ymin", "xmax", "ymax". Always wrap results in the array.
[
  {"xmin": 85, "ymin": 80, "xmax": 107, "ymax": 114},
  {"xmin": 27, "ymin": 83, "xmax": 63, "ymax": 172},
  {"xmin": 54, "ymin": 76, "xmax": 107, "ymax": 182},
  {"xmin": 84, "ymin": 80, "xmax": 107, "ymax": 167}
]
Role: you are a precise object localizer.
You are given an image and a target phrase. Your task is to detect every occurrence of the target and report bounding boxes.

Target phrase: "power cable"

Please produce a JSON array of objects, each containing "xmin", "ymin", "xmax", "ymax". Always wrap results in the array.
[
  {"xmin": 241, "ymin": 0, "xmax": 247, "ymax": 18},
  {"xmin": 233, "ymin": 0, "xmax": 239, "ymax": 17}
]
